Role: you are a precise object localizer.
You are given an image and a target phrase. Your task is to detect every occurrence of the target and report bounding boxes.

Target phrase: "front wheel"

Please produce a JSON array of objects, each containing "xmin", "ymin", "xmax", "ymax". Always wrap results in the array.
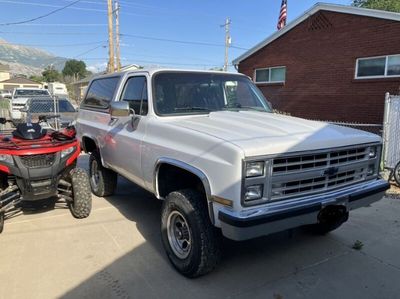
[
  {"xmin": 69, "ymin": 168, "xmax": 92, "ymax": 219},
  {"xmin": 89, "ymin": 152, "xmax": 118, "ymax": 197},
  {"xmin": 161, "ymin": 189, "xmax": 221, "ymax": 278}
]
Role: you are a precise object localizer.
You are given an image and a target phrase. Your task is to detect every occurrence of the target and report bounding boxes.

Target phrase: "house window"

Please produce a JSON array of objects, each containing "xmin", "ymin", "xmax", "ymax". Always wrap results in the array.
[
  {"xmin": 356, "ymin": 54, "xmax": 400, "ymax": 79},
  {"xmin": 255, "ymin": 66, "xmax": 286, "ymax": 83}
]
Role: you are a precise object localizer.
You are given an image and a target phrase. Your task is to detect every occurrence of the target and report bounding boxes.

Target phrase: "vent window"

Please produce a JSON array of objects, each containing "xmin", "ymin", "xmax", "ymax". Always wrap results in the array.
[{"xmin": 308, "ymin": 12, "xmax": 333, "ymax": 31}]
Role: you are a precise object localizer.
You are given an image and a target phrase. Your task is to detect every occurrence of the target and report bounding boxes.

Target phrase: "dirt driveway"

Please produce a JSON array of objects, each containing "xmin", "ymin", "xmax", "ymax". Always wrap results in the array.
[{"xmin": 1, "ymin": 156, "xmax": 399, "ymax": 299}]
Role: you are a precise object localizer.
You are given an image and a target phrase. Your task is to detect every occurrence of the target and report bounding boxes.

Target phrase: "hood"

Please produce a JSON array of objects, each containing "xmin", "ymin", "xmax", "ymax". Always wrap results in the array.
[
  {"xmin": 168, "ymin": 111, "xmax": 381, "ymax": 157},
  {"xmin": 12, "ymin": 97, "xmax": 30, "ymax": 104}
]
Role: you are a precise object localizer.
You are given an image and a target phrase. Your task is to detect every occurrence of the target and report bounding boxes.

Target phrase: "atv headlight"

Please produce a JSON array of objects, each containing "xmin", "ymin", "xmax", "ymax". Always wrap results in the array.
[
  {"xmin": 61, "ymin": 146, "xmax": 76, "ymax": 158},
  {"xmin": 0, "ymin": 154, "xmax": 13, "ymax": 164}
]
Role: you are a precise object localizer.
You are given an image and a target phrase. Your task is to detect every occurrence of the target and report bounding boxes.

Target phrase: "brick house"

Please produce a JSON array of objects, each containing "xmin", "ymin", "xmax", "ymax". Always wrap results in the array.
[{"xmin": 233, "ymin": 4, "xmax": 400, "ymax": 124}]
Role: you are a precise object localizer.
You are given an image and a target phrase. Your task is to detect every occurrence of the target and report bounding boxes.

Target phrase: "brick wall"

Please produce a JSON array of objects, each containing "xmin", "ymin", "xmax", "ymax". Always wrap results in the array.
[{"xmin": 238, "ymin": 11, "xmax": 400, "ymax": 124}]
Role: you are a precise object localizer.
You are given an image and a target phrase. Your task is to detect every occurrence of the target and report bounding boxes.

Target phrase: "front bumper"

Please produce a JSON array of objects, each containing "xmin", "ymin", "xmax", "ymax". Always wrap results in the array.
[{"xmin": 218, "ymin": 179, "xmax": 389, "ymax": 241}]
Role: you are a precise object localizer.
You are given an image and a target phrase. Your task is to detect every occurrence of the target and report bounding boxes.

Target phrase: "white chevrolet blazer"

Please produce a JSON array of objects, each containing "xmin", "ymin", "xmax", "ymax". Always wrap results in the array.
[{"xmin": 76, "ymin": 68, "xmax": 389, "ymax": 277}]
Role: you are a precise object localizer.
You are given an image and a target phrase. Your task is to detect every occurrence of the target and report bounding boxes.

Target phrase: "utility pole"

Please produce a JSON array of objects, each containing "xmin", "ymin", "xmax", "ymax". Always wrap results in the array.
[
  {"xmin": 222, "ymin": 18, "xmax": 231, "ymax": 72},
  {"xmin": 107, "ymin": 0, "xmax": 114, "ymax": 73},
  {"xmin": 114, "ymin": 0, "xmax": 121, "ymax": 72}
]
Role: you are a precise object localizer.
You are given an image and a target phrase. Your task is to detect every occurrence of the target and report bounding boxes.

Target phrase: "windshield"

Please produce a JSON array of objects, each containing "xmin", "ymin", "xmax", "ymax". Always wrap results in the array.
[
  {"xmin": 28, "ymin": 99, "xmax": 75, "ymax": 113},
  {"xmin": 15, "ymin": 89, "xmax": 49, "ymax": 97},
  {"xmin": 153, "ymin": 72, "xmax": 272, "ymax": 115}
]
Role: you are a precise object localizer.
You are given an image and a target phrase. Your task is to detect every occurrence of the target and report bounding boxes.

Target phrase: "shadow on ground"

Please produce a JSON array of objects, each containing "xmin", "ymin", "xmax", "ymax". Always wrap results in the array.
[{"xmin": 58, "ymin": 156, "xmax": 356, "ymax": 299}]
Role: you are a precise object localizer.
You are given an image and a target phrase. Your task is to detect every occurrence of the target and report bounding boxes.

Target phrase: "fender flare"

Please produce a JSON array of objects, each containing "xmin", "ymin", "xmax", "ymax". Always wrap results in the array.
[{"xmin": 154, "ymin": 158, "xmax": 215, "ymax": 224}]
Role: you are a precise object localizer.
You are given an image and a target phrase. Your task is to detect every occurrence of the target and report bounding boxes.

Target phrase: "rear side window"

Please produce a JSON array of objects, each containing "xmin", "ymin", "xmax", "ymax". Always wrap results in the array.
[{"xmin": 82, "ymin": 77, "xmax": 120, "ymax": 109}]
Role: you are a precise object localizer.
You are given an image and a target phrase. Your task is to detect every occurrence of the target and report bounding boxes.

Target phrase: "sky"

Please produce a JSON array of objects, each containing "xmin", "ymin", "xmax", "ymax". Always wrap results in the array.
[{"xmin": 0, "ymin": 0, "xmax": 352, "ymax": 72}]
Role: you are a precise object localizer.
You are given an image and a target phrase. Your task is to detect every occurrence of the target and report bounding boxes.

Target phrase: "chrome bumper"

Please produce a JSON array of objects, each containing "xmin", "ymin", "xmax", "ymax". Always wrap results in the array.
[{"xmin": 218, "ymin": 179, "xmax": 389, "ymax": 241}]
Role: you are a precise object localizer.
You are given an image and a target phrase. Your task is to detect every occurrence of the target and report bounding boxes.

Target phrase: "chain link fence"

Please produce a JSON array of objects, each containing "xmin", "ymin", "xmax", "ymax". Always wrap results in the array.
[
  {"xmin": 0, "ymin": 95, "xmax": 71, "ymax": 132},
  {"xmin": 383, "ymin": 93, "xmax": 400, "ymax": 170}
]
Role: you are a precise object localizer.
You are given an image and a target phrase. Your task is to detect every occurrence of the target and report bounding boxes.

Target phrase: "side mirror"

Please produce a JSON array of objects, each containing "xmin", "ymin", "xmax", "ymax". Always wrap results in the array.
[{"xmin": 110, "ymin": 101, "xmax": 130, "ymax": 117}]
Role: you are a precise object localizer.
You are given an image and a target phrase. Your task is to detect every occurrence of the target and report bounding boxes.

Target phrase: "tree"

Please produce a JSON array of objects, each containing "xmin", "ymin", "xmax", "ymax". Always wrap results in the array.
[
  {"xmin": 352, "ymin": 0, "xmax": 400, "ymax": 12},
  {"xmin": 42, "ymin": 65, "xmax": 60, "ymax": 82},
  {"xmin": 29, "ymin": 75, "xmax": 44, "ymax": 82},
  {"xmin": 62, "ymin": 59, "xmax": 88, "ymax": 80}
]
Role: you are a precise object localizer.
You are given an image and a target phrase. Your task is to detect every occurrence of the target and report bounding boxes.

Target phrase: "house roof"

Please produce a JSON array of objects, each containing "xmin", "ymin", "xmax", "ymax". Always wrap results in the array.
[
  {"xmin": 0, "ymin": 63, "xmax": 10, "ymax": 72},
  {"xmin": 0, "ymin": 77, "xmax": 41, "ymax": 84},
  {"xmin": 232, "ymin": 3, "xmax": 400, "ymax": 65}
]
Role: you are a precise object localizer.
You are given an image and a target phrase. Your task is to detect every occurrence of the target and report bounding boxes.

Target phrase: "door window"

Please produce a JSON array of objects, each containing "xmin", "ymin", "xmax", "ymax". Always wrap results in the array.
[{"xmin": 120, "ymin": 76, "xmax": 148, "ymax": 115}]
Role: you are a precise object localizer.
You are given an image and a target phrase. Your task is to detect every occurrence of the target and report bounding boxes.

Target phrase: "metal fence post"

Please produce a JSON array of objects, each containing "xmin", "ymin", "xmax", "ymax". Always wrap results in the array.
[{"xmin": 383, "ymin": 92, "xmax": 391, "ymax": 168}]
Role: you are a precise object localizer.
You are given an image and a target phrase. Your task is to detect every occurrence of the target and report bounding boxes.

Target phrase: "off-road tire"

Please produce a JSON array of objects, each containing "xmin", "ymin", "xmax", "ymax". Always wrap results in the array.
[
  {"xmin": 89, "ymin": 151, "xmax": 117, "ymax": 197},
  {"xmin": 161, "ymin": 189, "xmax": 222, "ymax": 278},
  {"xmin": 394, "ymin": 161, "xmax": 400, "ymax": 187},
  {"xmin": 0, "ymin": 212, "xmax": 4, "ymax": 234},
  {"xmin": 69, "ymin": 168, "xmax": 92, "ymax": 219}
]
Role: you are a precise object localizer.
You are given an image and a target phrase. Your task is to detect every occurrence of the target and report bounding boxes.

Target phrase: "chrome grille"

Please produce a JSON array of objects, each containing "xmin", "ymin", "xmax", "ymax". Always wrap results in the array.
[
  {"xmin": 19, "ymin": 153, "xmax": 56, "ymax": 168},
  {"xmin": 271, "ymin": 167, "xmax": 365, "ymax": 200},
  {"xmin": 273, "ymin": 147, "xmax": 367, "ymax": 174},
  {"xmin": 269, "ymin": 145, "xmax": 375, "ymax": 200}
]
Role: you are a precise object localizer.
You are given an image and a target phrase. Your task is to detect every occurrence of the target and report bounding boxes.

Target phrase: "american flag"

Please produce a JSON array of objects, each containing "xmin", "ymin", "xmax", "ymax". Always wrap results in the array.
[{"xmin": 277, "ymin": 0, "xmax": 287, "ymax": 30}]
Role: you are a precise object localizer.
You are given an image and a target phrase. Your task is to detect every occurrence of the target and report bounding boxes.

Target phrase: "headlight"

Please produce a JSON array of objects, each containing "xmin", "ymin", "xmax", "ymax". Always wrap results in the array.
[
  {"xmin": 0, "ymin": 154, "xmax": 13, "ymax": 164},
  {"xmin": 61, "ymin": 146, "xmax": 76, "ymax": 158},
  {"xmin": 246, "ymin": 161, "xmax": 264, "ymax": 177},
  {"xmin": 244, "ymin": 185, "xmax": 263, "ymax": 201},
  {"xmin": 368, "ymin": 146, "xmax": 377, "ymax": 158}
]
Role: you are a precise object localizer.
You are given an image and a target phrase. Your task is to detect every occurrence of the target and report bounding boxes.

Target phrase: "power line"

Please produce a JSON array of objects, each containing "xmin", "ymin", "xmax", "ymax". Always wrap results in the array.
[
  {"xmin": 79, "ymin": 57, "xmax": 222, "ymax": 67},
  {"xmin": 50, "ymin": 44, "xmax": 107, "ymax": 67},
  {"xmin": 0, "ymin": 40, "xmax": 107, "ymax": 47},
  {"xmin": 120, "ymin": 33, "xmax": 249, "ymax": 50},
  {"xmin": 0, "ymin": 0, "xmax": 82, "ymax": 26},
  {"xmin": 11, "ymin": 23, "xmax": 106, "ymax": 27},
  {"xmin": 0, "ymin": 30, "xmax": 105, "ymax": 35},
  {"xmin": 0, "ymin": 0, "xmax": 150, "ymax": 17}
]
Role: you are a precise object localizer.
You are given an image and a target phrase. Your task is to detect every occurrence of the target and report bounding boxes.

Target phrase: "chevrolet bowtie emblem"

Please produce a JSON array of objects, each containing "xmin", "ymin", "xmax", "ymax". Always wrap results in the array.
[{"xmin": 323, "ymin": 167, "xmax": 339, "ymax": 176}]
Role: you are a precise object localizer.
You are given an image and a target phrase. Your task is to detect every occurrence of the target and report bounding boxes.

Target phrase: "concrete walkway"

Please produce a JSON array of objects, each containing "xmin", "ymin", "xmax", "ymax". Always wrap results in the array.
[{"xmin": 0, "ymin": 156, "xmax": 399, "ymax": 299}]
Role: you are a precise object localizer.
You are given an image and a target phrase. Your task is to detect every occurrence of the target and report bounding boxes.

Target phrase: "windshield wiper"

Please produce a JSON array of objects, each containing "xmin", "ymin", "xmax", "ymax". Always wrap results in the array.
[
  {"xmin": 223, "ymin": 104, "xmax": 264, "ymax": 111},
  {"xmin": 174, "ymin": 106, "xmax": 212, "ymax": 112}
]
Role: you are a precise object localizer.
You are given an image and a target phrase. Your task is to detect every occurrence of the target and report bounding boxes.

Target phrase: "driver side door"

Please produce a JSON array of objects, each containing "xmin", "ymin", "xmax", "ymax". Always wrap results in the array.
[{"xmin": 104, "ymin": 74, "xmax": 149, "ymax": 187}]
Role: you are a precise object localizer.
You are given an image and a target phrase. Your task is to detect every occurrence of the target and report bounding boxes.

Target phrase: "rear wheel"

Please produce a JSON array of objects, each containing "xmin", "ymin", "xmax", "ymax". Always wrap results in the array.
[
  {"xmin": 89, "ymin": 152, "xmax": 117, "ymax": 197},
  {"xmin": 0, "ymin": 212, "xmax": 4, "ymax": 234},
  {"xmin": 161, "ymin": 189, "xmax": 221, "ymax": 278},
  {"xmin": 69, "ymin": 168, "xmax": 92, "ymax": 219}
]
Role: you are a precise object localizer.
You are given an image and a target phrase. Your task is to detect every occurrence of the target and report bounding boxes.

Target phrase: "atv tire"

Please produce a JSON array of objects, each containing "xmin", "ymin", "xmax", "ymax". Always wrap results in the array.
[
  {"xmin": 89, "ymin": 152, "xmax": 117, "ymax": 197},
  {"xmin": 161, "ymin": 189, "xmax": 222, "ymax": 278},
  {"xmin": 69, "ymin": 168, "xmax": 92, "ymax": 219},
  {"xmin": 0, "ymin": 212, "xmax": 4, "ymax": 234}
]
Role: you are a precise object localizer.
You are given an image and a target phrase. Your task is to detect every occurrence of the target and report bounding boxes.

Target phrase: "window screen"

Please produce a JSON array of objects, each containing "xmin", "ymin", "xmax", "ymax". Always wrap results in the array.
[{"xmin": 387, "ymin": 55, "xmax": 400, "ymax": 76}]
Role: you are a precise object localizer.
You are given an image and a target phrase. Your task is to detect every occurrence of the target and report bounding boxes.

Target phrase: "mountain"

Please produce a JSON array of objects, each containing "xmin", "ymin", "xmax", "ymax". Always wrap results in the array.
[{"xmin": 0, "ymin": 38, "xmax": 68, "ymax": 76}]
